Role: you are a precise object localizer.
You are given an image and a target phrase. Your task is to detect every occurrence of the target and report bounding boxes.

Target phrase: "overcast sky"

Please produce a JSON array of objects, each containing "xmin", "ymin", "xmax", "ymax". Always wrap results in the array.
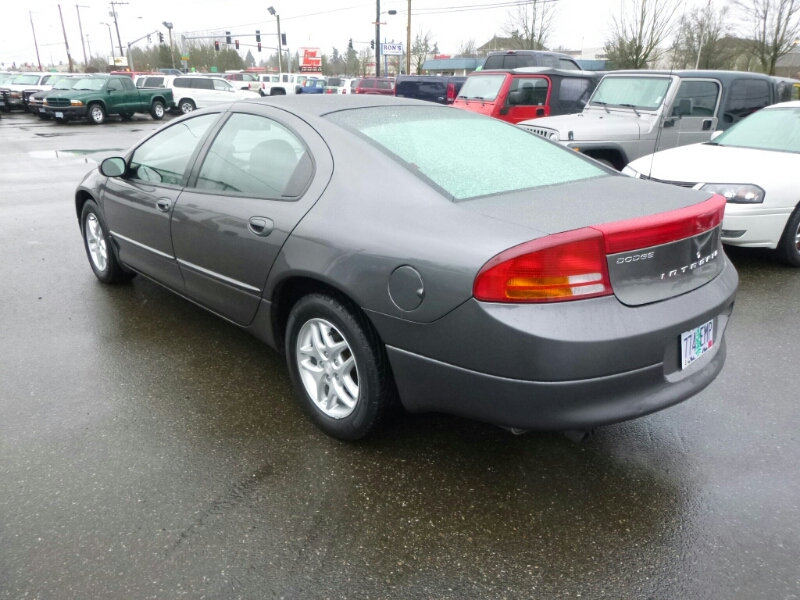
[{"xmin": 2, "ymin": 0, "xmax": 714, "ymax": 69}]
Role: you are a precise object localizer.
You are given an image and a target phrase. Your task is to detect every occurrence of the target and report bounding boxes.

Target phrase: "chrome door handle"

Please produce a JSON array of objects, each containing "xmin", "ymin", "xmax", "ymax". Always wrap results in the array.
[
  {"xmin": 248, "ymin": 217, "xmax": 274, "ymax": 237},
  {"xmin": 156, "ymin": 198, "xmax": 172, "ymax": 212}
]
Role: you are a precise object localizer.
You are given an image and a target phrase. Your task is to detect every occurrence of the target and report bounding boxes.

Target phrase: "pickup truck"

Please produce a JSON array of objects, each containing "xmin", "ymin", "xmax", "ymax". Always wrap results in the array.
[
  {"xmin": 394, "ymin": 75, "xmax": 465, "ymax": 104},
  {"xmin": 259, "ymin": 72, "xmax": 311, "ymax": 96},
  {"xmin": 43, "ymin": 74, "xmax": 173, "ymax": 124},
  {"xmin": 518, "ymin": 70, "xmax": 782, "ymax": 170},
  {"xmin": 454, "ymin": 68, "xmax": 602, "ymax": 123}
]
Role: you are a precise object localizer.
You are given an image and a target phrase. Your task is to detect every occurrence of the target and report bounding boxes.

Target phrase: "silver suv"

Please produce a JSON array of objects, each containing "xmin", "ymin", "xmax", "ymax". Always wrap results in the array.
[{"xmin": 518, "ymin": 70, "xmax": 783, "ymax": 170}]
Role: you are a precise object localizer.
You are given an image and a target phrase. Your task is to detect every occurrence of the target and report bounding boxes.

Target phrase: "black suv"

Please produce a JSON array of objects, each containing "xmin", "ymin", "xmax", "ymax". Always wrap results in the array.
[
  {"xmin": 394, "ymin": 75, "xmax": 466, "ymax": 104},
  {"xmin": 482, "ymin": 50, "xmax": 581, "ymax": 71}
]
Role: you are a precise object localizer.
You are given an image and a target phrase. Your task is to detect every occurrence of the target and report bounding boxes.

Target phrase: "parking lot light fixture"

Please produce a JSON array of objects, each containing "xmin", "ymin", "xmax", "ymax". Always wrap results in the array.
[{"xmin": 162, "ymin": 21, "xmax": 176, "ymax": 71}]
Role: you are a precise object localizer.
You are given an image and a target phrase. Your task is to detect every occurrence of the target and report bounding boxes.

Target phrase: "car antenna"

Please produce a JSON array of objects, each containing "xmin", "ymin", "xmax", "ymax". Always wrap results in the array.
[{"xmin": 648, "ymin": 66, "xmax": 674, "ymax": 180}]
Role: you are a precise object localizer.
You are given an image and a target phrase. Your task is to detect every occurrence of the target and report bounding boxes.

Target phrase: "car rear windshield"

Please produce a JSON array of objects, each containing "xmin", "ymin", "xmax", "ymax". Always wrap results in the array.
[
  {"xmin": 327, "ymin": 77, "xmax": 342, "ymax": 87},
  {"xmin": 72, "ymin": 78, "xmax": 106, "ymax": 91},
  {"xmin": 712, "ymin": 107, "xmax": 800, "ymax": 153},
  {"xmin": 591, "ymin": 76, "xmax": 671, "ymax": 110},
  {"xmin": 458, "ymin": 74, "xmax": 506, "ymax": 102},
  {"xmin": 326, "ymin": 106, "xmax": 605, "ymax": 200}
]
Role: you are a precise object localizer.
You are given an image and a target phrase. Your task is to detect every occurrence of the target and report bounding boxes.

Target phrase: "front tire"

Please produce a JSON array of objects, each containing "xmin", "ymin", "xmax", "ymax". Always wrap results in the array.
[
  {"xmin": 776, "ymin": 204, "xmax": 800, "ymax": 267},
  {"xmin": 88, "ymin": 103, "xmax": 106, "ymax": 125},
  {"xmin": 150, "ymin": 100, "xmax": 165, "ymax": 120},
  {"xmin": 80, "ymin": 200, "xmax": 135, "ymax": 284},
  {"xmin": 178, "ymin": 98, "xmax": 195, "ymax": 114},
  {"xmin": 285, "ymin": 294, "xmax": 393, "ymax": 440}
]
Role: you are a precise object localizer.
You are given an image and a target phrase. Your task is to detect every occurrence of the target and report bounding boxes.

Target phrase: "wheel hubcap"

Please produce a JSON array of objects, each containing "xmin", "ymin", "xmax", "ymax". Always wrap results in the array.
[
  {"xmin": 92, "ymin": 107, "xmax": 102, "ymax": 121},
  {"xmin": 182, "ymin": 103, "xmax": 193, "ymax": 113},
  {"xmin": 155, "ymin": 105, "xmax": 163, "ymax": 117},
  {"xmin": 85, "ymin": 214, "xmax": 108, "ymax": 272},
  {"xmin": 296, "ymin": 318, "xmax": 359, "ymax": 419},
  {"xmin": 795, "ymin": 222, "xmax": 800, "ymax": 251}
]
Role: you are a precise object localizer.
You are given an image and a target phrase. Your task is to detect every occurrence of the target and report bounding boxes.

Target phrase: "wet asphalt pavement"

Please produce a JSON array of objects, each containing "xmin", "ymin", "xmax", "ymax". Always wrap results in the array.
[{"xmin": 1, "ymin": 110, "xmax": 799, "ymax": 600}]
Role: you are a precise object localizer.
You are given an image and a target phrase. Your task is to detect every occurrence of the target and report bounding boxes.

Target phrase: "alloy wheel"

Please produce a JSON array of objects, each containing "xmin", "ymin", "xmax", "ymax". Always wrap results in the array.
[
  {"xmin": 795, "ymin": 221, "xmax": 800, "ymax": 251},
  {"xmin": 85, "ymin": 213, "xmax": 108, "ymax": 272},
  {"xmin": 295, "ymin": 318, "xmax": 359, "ymax": 418}
]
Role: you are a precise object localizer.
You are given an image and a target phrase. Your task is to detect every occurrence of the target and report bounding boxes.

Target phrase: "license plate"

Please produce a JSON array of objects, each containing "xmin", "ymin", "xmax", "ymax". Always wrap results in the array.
[
  {"xmin": 55, "ymin": 112, "xmax": 63, "ymax": 118},
  {"xmin": 681, "ymin": 319, "xmax": 714, "ymax": 369},
  {"xmin": 38, "ymin": 107, "xmax": 45, "ymax": 113}
]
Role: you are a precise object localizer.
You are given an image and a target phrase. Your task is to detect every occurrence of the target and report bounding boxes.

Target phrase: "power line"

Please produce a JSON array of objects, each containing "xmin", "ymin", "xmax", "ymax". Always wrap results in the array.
[{"xmin": 405, "ymin": 0, "xmax": 559, "ymax": 16}]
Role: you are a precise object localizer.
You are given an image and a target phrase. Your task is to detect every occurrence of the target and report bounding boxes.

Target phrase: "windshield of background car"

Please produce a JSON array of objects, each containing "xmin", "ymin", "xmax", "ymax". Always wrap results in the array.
[
  {"xmin": 713, "ymin": 107, "xmax": 800, "ymax": 153},
  {"xmin": 458, "ymin": 74, "xmax": 506, "ymax": 101},
  {"xmin": 72, "ymin": 78, "xmax": 106, "ymax": 91},
  {"xmin": 591, "ymin": 76, "xmax": 671, "ymax": 110},
  {"xmin": 53, "ymin": 78, "xmax": 79, "ymax": 90},
  {"xmin": 326, "ymin": 106, "xmax": 605, "ymax": 200},
  {"xmin": 12, "ymin": 75, "xmax": 40, "ymax": 85}
]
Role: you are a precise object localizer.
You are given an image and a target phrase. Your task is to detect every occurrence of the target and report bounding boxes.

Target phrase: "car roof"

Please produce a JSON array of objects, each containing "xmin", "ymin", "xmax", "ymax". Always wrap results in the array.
[
  {"xmin": 604, "ymin": 69, "xmax": 776, "ymax": 82},
  {"xmin": 239, "ymin": 95, "xmax": 436, "ymax": 117},
  {"xmin": 477, "ymin": 67, "xmax": 603, "ymax": 78}
]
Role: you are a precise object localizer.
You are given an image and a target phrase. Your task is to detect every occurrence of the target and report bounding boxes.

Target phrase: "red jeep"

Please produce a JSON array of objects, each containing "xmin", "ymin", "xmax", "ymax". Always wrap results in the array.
[{"xmin": 453, "ymin": 68, "xmax": 603, "ymax": 124}]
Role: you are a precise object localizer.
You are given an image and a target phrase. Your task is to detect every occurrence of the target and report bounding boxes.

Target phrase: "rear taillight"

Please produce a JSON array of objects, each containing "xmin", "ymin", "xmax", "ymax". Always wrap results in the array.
[
  {"xmin": 473, "ymin": 195, "xmax": 725, "ymax": 304},
  {"xmin": 446, "ymin": 82, "xmax": 455, "ymax": 102},
  {"xmin": 474, "ymin": 228, "xmax": 611, "ymax": 303}
]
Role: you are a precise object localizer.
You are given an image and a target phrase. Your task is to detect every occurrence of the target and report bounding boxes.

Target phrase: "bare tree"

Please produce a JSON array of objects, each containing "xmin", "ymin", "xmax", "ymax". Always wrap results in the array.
[
  {"xmin": 604, "ymin": 0, "xmax": 679, "ymax": 69},
  {"xmin": 670, "ymin": 0, "xmax": 737, "ymax": 69},
  {"xmin": 735, "ymin": 0, "xmax": 800, "ymax": 74},
  {"xmin": 412, "ymin": 29, "xmax": 434, "ymax": 74},
  {"xmin": 503, "ymin": 0, "xmax": 557, "ymax": 50},
  {"xmin": 358, "ymin": 48, "xmax": 371, "ymax": 76},
  {"xmin": 457, "ymin": 38, "xmax": 477, "ymax": 58}
]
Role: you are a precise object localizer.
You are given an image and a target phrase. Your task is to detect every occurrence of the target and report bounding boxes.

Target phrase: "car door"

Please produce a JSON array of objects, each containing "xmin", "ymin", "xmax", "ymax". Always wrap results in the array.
[
  {"xmin": 190, "ymin": 77, "xmax": 215, "ymax": 107},
  {"xmin": 502, "ymin": 76, "xmax": 550, "ymax": 123},
  {"xmin": 120, "ymin": 76, "xmax": 139, "ymax": 112},
  {"xmin": 211, "ymin": 77, "xmax": 237, "ymax": 103},
  {"xmin": 170, "ymin": 105, "xmax": 333, "ymax": 326},
  {"xmin": 102, "ymin": 113, "xmax": 220, "ymax": 291},
  {"xmin": 104, "ymin": 78, "xmax": 126, "ymax": 114},
  {"xmin": 671, "ymin": 79, "xmax": 721, "ymax": 146}
]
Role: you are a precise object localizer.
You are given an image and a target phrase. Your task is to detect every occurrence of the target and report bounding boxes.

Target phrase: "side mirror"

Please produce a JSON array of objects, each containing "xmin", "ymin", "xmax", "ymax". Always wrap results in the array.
[
  {"xmin": 676, "ymin": 98, "xmax": 693, "ymax": 117},
  {"xmin": 100, "ymin": 157, "xmax": 127, "ymax": 178},
  {"xmin": 710, "ymin": 130, "xmax": 724, "ymax": 141},
  {"xmin": 507, "ymin": 90, "xmax": 521, "ymax": 106}
]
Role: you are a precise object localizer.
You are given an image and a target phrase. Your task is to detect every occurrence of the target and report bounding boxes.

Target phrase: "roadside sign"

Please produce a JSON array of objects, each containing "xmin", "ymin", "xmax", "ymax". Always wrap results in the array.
[
  {"xmin": 181, "ymin": 54, "xmax": 190, "ymax": 61},
  {"xmin": 108, "ymin": 56, "xmax": 128, "ymax": 67},
  {"xmin": 382, "ymin": 43, "xmax": 403, "ymax": 56},
  {"xmin": 210, "ymin": 66, "xmax": 218, "ymax": 73}
]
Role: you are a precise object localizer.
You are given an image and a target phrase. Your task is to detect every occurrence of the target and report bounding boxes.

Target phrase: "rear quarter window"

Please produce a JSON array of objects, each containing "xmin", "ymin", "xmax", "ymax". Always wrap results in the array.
[
  {"xmin": 326, "ymin": 106, "xmax": 604, "ymax": 200},
  {"xmin": 723, "ymin": 79, "xmax": 772, "ymax": 125},
  {"xmin": 174, "ymin": 78, "xmax": 191, "ymax": 88}
]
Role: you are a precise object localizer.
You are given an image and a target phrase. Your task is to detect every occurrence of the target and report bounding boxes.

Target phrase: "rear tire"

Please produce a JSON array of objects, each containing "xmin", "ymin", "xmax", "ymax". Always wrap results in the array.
[
  {"xmin": 285, "ymin": 293, "xmax": 394, "ymax": 440},
  {"xmin": 150, "ymin": 100, "xmax": 165, "ymax": 120},
  {"xmin": 776, "ymin": 204, "xmax": 800, "ymax": 267},
  {"xmin": 88, "ymin": 103, "xmax": 106, "ymax": 125},
  {"xmin": 178, "ymin": 98, "xmax": 195, "ymax": 114},
  {"xmin": 80, "ymin": 200, "xmax": 135, "ymax": 284}
]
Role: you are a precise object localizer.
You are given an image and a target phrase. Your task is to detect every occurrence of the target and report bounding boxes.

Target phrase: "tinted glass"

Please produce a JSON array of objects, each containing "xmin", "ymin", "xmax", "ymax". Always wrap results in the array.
[
  {"xmin": 559, "ymin": 58, "xmax": 580, "ymax": 70},
  {"xmin": 723, "ymin": 79, "xmax": 771, "ymax": 124},
  {"xmin": 129, "ymin": 114, "xmax": 218, "ymax": 185},
  {"xmin": 541, "ymin": 54, "xmax": 558, "ymax": 68},
  {"xmin": 482, "ymin": 55, "xmax": 504, "ymax": 69},
  {"xmin": 509, "ymin": 77, "xmax": 548, "ymax": 106},
  {"xmin": 713, "ymin": 107, "xmax": 800, "ymax": 153},
  {"xmin": 174, "ymin": 78, "xmax": 191, "ymax": 88},
  {"xmin": 672, "ymin": 80, "xmax": 719, "ymax": 117},
  {"xmin": 41, "ymin": 75, "xmax": 52, "ymax": 84},
  {"xmin": 360, "ymin": 80, "xmax": 375, "ymax": 89},
  {"xmin": 195, "ymin": 113, "xmax": 312, "ymax": 198},
  {"xmin": 377, "ymin": 80, "xmax": 393, "ymax": 90},
  {"xmin": 193, "ymin": 78, "xmax": 214, "ymax": 90},
  {"xmin": 591, "ymin": 76, "xmax": 670, "ymax": 110},
  {"xmin": 558, "ymin": 77, "xmax": 591, "ymax": 112},
  {"xmin": 328, "ymin": 77, "xmax": 342, "ymax": 87},
  {"xmin": 212, "ymin": 78, "xmax": 231, "ymax": 91},
  {"xmin": 144, "ymin": 77, "xmax": 165, "ymax": 88},
  {"xmin": 121, "ymin": 77, "xmax": 135, "ymax": 90},
  {"xmin": 107, "ymin": 79, "xmax": 122, "ymax": 91},
  {"xmin": 458, "ymin": 74, "xmax": 506, "ymax": 101},
  {"xmin": 326, "ymin": 106, "xmax": 604, "ymax": 200}
]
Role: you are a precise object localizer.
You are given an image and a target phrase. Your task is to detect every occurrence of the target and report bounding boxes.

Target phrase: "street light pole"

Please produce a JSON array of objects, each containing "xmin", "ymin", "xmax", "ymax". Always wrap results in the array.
[
  {"xmin": 102, "ymin": 22, "xmax": 115, "ymax": 59},
  {"xmin": 109, "ymin": 0, "xmax": 128, "ymax": 56},
  {"xmin": 406, "ymin": 0, "xmax": 411, "ymax": 75},
  {"xmin": 163, "ymin": 22, "xmax": 176, "ymax": 71},
  {"xmin": 29, "ymin": 11, "xmax": 43, "ymax": 72},
  {"xmin": 375, "ymin": 0, "xmax": 381, "ymax": 77},
  {"xmin": 76, "ymin": 5, "xmax": 90, "ymax": 69},
  {"xmin": 58, "ymin": 4, "xmax": 75, "ymax": 73},
  {"xmin": 268, "ymin": 7, "xmax": 282, "ymax": 74}
]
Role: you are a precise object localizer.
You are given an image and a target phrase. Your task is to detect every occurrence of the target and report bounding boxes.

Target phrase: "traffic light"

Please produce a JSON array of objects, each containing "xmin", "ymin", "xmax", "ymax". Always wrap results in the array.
[
  {"xmin": 370, "ymin": 40, "xmax": 374, "ymax": 49},
  {"xmin": 235, "ymin": 40, "xmax": 239, "ymax": 50},
  {"xmin": 147, "ymin": 34, "xmax": 151, "ymax": 44},
  {"xmin": 257, "ymin": 42, "xmax": 261, "ymax": 52},
  {"xmin": 281, "ymin": 33, "xmax": 286, "ymax": 46},
  {"xmin": 348, "ymin": 38, "xmax": 353, "ymax": 50},
  {"xmin": 214, "ymin": 40, "xmax": 220, "ymax": 51},
  {"xmin": 158, "ymin": 32, "xmax": 164, "ymax": 44},
  {"xmin": 225, "ymin": 31, "xmax": 231, "ymax": 45},
  {"xmin": 255, "ymin": 30, "xmax": 261, "ymax": 43}
]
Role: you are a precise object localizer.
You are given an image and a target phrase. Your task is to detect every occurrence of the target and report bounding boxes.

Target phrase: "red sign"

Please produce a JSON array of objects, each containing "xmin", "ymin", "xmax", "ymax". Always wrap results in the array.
[
  {"xmin": 299, "ymin": 47, "xmax": 322, "ymax": 72},
  {"xmin": 433, "ymin": 54, "xmax": 451, "ymax": 59}
]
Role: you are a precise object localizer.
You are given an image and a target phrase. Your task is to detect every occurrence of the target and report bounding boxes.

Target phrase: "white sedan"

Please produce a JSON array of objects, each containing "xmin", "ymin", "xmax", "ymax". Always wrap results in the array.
[{"xmin": 624, "ymin": 101, "xmax": 800, "ymax": 266}]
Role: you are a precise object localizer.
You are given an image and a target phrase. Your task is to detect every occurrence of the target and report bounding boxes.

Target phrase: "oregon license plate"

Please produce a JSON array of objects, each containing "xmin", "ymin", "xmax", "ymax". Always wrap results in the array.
[
  {"xmin": 55, "ymin": 112, "xmax": 63, "ymax": 118},
  {"xmin": 681, "ymin": 319, "xmax": 714, "ymax": 369},
  {"xmin": 38, "ymin": 107, "xmax": 45, "ymax": 113}
]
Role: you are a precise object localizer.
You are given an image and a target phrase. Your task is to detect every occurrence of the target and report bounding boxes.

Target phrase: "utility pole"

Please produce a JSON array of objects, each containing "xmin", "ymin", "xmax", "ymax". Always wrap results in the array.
[
  {"xmin": 58, "ymin": 5, "xmax": 75, "ymax": 73},
  {"xmin": 406, "ymin": 0, "xmax": 411, "ymax": 75},
  {"xmin": 268, "ymin": 7, "xmax": 282, "ymax": 73},
  {"xmin": 163, "ymin": 22, "xmax": 176, "ymax": 71},
  {"xmin": 109, "ymin": 1, "xmax": 128, "ymax": 56},
  {"xmin": 375, "ymin": 0, "xmax": 381, "ymax": 77},
  {"xmin": 86, "ymin": 34, "xmax": 92, "ymax": 58},
  {"xmin": 76, "ymin": 5, "xmax": 89, "ymax": 69},
  {"xmin": 29, "ymin": 12, "xmax": 43, "ymax": 72}
]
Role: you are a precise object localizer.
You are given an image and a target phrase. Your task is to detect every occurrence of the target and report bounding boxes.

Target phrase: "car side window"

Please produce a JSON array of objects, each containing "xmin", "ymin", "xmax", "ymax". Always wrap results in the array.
[
  {"xmin": 121, "ymin": 77, "xmax": 135, "ymax": 90},
  {"xmin": 377, "ymin": 80, "xmax": 392, "ymax": 90},
  {"xmin": 509, "ymin": 77, "xmax": 549, "ymax": 106},
  {"xmin": 193, "ymin": 78, "xmax": 214, "ymax": 90},
  {"xmin": 283, "ymin": 74, "xmax": 289, "ymax": 82},
  {"xmin": 559, "ymin": 58, "xmax": 580, "ymax": 70},
  {"xmin": 174, "ymin": 78, "xmax": 190, "ymax": 88},
  {"xmin": 361, "ymin": 80, "xmax": 375, "ymax": 89},
  {"xmin": 672, "ymin": 80, "xmax": 720, "ymax": 117},
  {"xmin": 723, "ymin": 79, "xmax": 771, "ymax": 124},
  {"xmin": 194, "ymin": 113, "xmax": 313, "ymax": 199},
  {"xmin": 107, "ymin": 79, "xmax": 122, "ymax": 91},
  {"xmin": 128, "ymin": 114, "xmax": 218, "ymax": 186},
  {"xmin": 212, "ymin": 78, "xmax": 231, "ymax": 91},
  {"xmin": 146, "ymin": 77, "xmax": 164, "ymax": 88},
  {"xmin": 558, "ymin": 78, "xmax": 592, "ymax": 112}
]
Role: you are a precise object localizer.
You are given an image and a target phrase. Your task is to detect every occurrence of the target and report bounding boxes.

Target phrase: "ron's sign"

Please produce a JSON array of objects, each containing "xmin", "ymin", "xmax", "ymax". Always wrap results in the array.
[{"xmin": 381, "ymin": 43, "xmax": 404, "ymax": 55}]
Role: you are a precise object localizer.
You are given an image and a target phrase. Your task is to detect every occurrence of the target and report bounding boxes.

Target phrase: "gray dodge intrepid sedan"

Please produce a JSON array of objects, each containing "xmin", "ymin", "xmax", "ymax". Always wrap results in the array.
[{"xmin": 75, "ymin": 96, "xmax": 737, "ymax": 440}]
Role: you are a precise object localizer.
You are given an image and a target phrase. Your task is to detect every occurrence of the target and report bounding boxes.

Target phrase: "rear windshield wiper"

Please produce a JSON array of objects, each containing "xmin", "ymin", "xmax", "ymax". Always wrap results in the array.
[
  {"xmin": 592, "ymin": 100, "xmax": 610, "ymax": 113},
  {"xmin": 618, "ymin": 103, "xmax": 641, "ymax": 116}
]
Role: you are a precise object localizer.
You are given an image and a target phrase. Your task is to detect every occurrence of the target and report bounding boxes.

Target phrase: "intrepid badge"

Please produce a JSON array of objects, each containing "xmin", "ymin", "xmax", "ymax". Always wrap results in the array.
[{"xmin": 660, "ymin": 250, "xmax": 719, "ymax": 279}]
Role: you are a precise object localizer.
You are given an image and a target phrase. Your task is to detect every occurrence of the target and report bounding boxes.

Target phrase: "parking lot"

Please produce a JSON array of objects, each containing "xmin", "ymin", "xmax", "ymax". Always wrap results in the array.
[{"xmin": 1, "ymin": 109, "xmax": 800, "ymax": 599}]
